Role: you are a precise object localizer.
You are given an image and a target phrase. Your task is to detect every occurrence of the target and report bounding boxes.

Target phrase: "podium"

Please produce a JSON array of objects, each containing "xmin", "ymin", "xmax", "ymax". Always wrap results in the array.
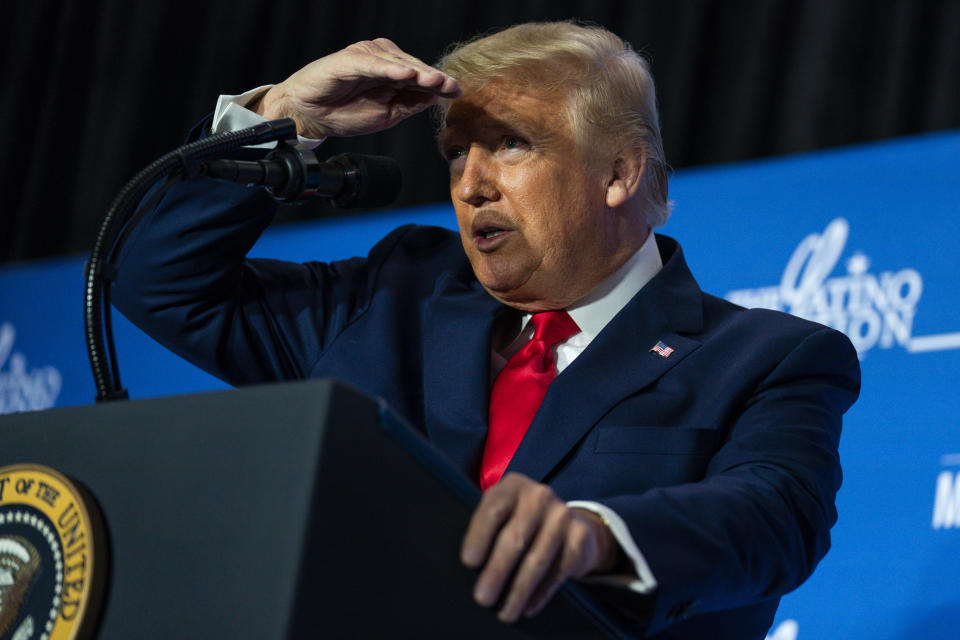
[{"xmin": 0, "ymin": 379, "xmax": 627, "ymax": 638}]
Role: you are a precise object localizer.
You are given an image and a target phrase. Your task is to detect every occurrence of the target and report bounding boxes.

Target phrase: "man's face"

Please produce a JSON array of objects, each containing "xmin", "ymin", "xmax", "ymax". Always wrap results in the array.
[{"xmin": 439, "ymin": 81, "xmax": 634, "ymax": 311}]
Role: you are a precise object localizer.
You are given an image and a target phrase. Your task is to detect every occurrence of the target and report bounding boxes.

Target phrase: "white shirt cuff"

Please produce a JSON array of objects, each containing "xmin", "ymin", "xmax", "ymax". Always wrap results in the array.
[
  {"xmin": 567, "ymin": 500, "xmax": 658, "ymax": 595},
  {"xmin": 212, "ymin": 85, "xmax": 325, "ymax": 149}
]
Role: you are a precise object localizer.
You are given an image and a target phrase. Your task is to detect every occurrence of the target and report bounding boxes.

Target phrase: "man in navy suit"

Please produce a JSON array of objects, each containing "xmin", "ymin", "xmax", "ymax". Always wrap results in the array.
[{"xmin": 113, "ymin": 22, "xmax": 859, "ymax": 638}]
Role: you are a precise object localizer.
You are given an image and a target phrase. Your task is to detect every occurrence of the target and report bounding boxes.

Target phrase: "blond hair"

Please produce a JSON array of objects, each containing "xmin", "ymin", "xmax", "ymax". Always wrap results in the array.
[{"xmin": 436, "ymin": 21, "xmax": 671, "ymax": 227}]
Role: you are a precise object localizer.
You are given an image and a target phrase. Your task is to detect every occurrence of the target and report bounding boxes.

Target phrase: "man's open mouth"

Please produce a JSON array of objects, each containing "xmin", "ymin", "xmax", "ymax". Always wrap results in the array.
[
  {"xmin": 478, "ymin": 227, "xmax": 507, "ymax": 239},
  {"xmin": 470, "ymin": 214, "xmax": 515, "ymax": 250}
]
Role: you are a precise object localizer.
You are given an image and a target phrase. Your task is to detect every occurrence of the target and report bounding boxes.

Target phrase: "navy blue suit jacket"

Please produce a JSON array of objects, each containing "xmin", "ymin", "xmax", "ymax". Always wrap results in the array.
[{"xmin": 113, "ymin": 175, "xmax": 860, "ymax": 639}]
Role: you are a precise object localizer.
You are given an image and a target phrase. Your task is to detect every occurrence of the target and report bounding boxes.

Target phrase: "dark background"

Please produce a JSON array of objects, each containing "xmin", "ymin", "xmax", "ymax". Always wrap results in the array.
[{"xmin": 2, "ymin": 0, "xmax": 957, "ymax": 265}]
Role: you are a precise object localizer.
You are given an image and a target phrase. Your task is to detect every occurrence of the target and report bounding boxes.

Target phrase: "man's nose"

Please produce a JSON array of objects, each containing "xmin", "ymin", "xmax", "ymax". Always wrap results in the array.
[{"xmin": 453, "ymin": 146, "xmax": 500, "ymax": 206}]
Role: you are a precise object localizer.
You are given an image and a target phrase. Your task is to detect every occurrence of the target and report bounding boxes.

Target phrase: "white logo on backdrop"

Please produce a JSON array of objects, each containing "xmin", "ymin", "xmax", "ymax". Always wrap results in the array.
[
  {"xmin": 0, "ymin": 323, "xmax": 62, "ymax": 414},
  {"xmin": 766, "ymin": 619, "xmax": 798, "ymax": 640},
  {"xmin": 932, "ymin": 454, "xmax": 960, "ymax": 530},
  {"xmin": 725, "ymin": 218, "xmax": 960, "ymax": 358}
]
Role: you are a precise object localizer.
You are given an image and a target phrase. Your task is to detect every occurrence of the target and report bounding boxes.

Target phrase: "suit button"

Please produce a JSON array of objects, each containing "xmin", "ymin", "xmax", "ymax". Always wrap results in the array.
[{"xmin": 666, "ymin": 599, "xmax": 701, "ymax": 622}]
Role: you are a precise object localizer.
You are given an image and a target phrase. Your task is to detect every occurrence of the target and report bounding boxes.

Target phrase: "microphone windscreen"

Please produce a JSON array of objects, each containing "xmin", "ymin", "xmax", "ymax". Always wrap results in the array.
[{"xmin": 331, "ymin": 153, "xmax": 402, "ymax": 209}]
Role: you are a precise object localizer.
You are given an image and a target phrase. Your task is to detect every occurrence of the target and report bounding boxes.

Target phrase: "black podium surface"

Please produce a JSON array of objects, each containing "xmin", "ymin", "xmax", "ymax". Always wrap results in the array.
[{"xmin": 0, "ymin": 380, "xmax": 626, "ymax": 638}]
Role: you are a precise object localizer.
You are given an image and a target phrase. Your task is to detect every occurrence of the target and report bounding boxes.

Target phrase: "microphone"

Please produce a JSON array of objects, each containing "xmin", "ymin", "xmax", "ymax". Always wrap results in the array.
[{"xmin": 199, "ymin": 145, "xmax": 402, "ymax": 208}]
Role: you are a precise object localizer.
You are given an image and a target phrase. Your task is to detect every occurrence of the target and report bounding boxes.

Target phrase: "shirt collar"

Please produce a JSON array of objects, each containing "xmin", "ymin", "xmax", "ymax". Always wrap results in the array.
[{"xmin": 515, "ymin": 230, "xmax": 663, "ymax": 342}]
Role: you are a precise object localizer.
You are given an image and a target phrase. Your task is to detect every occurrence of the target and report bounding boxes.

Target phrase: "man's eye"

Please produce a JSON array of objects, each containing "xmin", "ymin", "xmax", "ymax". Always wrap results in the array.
[
  {"xmin": 502, "ymin": 136, "xmax": 526, "ymax": 150},
  {"xmin": 445, "ymin": 147, "xmax": 466, "ymax": 161}
]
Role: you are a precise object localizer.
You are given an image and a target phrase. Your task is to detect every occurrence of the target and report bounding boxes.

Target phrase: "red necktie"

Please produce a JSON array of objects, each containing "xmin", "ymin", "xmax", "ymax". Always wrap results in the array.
[{"xmin": 480, "ymin": 310, "xmax": 580, "ymax": 490}]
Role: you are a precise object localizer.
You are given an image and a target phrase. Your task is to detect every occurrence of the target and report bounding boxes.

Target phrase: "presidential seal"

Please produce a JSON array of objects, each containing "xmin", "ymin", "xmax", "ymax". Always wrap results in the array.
[{"xmin": 0, "ymin": 465, "xmax": 105, "ymax": 640}]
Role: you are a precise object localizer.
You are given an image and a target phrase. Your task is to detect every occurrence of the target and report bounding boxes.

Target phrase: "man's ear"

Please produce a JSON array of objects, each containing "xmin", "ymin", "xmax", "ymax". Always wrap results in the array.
[{"xmin": 605, "ymin": 146, "xmax": 647, "ymax": 209}]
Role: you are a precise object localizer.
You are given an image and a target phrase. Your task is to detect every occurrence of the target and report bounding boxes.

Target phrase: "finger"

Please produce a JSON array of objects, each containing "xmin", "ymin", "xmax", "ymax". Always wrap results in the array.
[
  {"xmin": 368, "ymin": 38, "xmax": 432, "ymax": 66},
  {"xmin": 386, "ymin": 89, "xmax": 441, "ymax": 122},
  {"xmin": 472, "ymin": 516, "xmax": 538, "ymax": 608},
  {"xmin": 470, "ymin": 480, "xmax": 554, "ymax": 609},
  {"xmin": 461, "ymin": 481, "xmax": 518, "ymax": 569},
  {"xmin": 354, "ymin": 57, "xmax": 459, "ymax": 98},
  {"xmin": 522, "ymin": 566, "xmax": 565, "ymax": 619},
  {"xmin": 356, "ymin": 38, "xmax": 461, "ymax": 98},
  {"xmin": 523, "ymin": 518, "xmax": 597, "ymax": 618},
  {"xmin": 368, "ymin": 38, "xmax": 438, "ymax": 74},
  {"xmin": 496, "ymin": 503, "xmax": 568, "ymax": 623}
]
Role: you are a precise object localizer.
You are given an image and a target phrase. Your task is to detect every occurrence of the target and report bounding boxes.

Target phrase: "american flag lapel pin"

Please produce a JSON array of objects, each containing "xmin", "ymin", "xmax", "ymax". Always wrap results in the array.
[{"xmin": 650, "ymin": 340, "xmax": 675, "ymax": 358}]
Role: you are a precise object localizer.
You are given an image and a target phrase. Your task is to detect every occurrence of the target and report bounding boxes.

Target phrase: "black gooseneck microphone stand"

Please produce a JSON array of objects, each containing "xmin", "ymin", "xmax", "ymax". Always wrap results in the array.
[{"xmin": 84, "ymin": 118, "xmax": 401, "ymax": 403}]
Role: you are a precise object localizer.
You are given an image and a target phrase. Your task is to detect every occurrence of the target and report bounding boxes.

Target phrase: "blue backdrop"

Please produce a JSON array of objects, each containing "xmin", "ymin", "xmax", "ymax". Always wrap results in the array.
[{"xmin": 2, "ymin": 130, "xmax": 958, "ymax": 640}]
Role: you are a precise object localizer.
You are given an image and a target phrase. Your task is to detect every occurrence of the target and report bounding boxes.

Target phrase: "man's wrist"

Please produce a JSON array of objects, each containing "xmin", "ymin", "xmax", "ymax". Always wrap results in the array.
[
  {"xmin": 245, "ymin": 89, "xmax": 268, "ymax": 116},
  {"xmin": 212, "ymin": 86, "xmax": 325, "ymax": 149},
  {"xmin": 572, "ymin": 507, "xmax": 622, "ymax": 575},
  {"xmin": 253, "ymin": 83, "xmax": 288, "ymax": 120},
  {"xmin": 566, "ymin": 500, "xmax": 658, "ymax": 594}
]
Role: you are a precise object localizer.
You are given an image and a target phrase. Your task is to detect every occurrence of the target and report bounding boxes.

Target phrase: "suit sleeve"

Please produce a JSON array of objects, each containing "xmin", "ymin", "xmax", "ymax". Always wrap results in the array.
[
  {"xmin": 599, "ymin": 326, "xmax": 860, "ymax": 635},
  {"xmin": 111, "ymin": 170, "xmax": 410, "ymax": 386}
]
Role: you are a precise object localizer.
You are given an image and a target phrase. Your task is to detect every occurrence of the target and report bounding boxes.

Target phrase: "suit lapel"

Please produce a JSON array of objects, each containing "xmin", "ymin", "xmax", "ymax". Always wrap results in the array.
[
  {"xmin": 421, "ymin": 269, "xmax": 509, "ymax": 478},
  {"xmin": 506, "ymin": 235, "xmax": 706, "ymax": 484}
]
